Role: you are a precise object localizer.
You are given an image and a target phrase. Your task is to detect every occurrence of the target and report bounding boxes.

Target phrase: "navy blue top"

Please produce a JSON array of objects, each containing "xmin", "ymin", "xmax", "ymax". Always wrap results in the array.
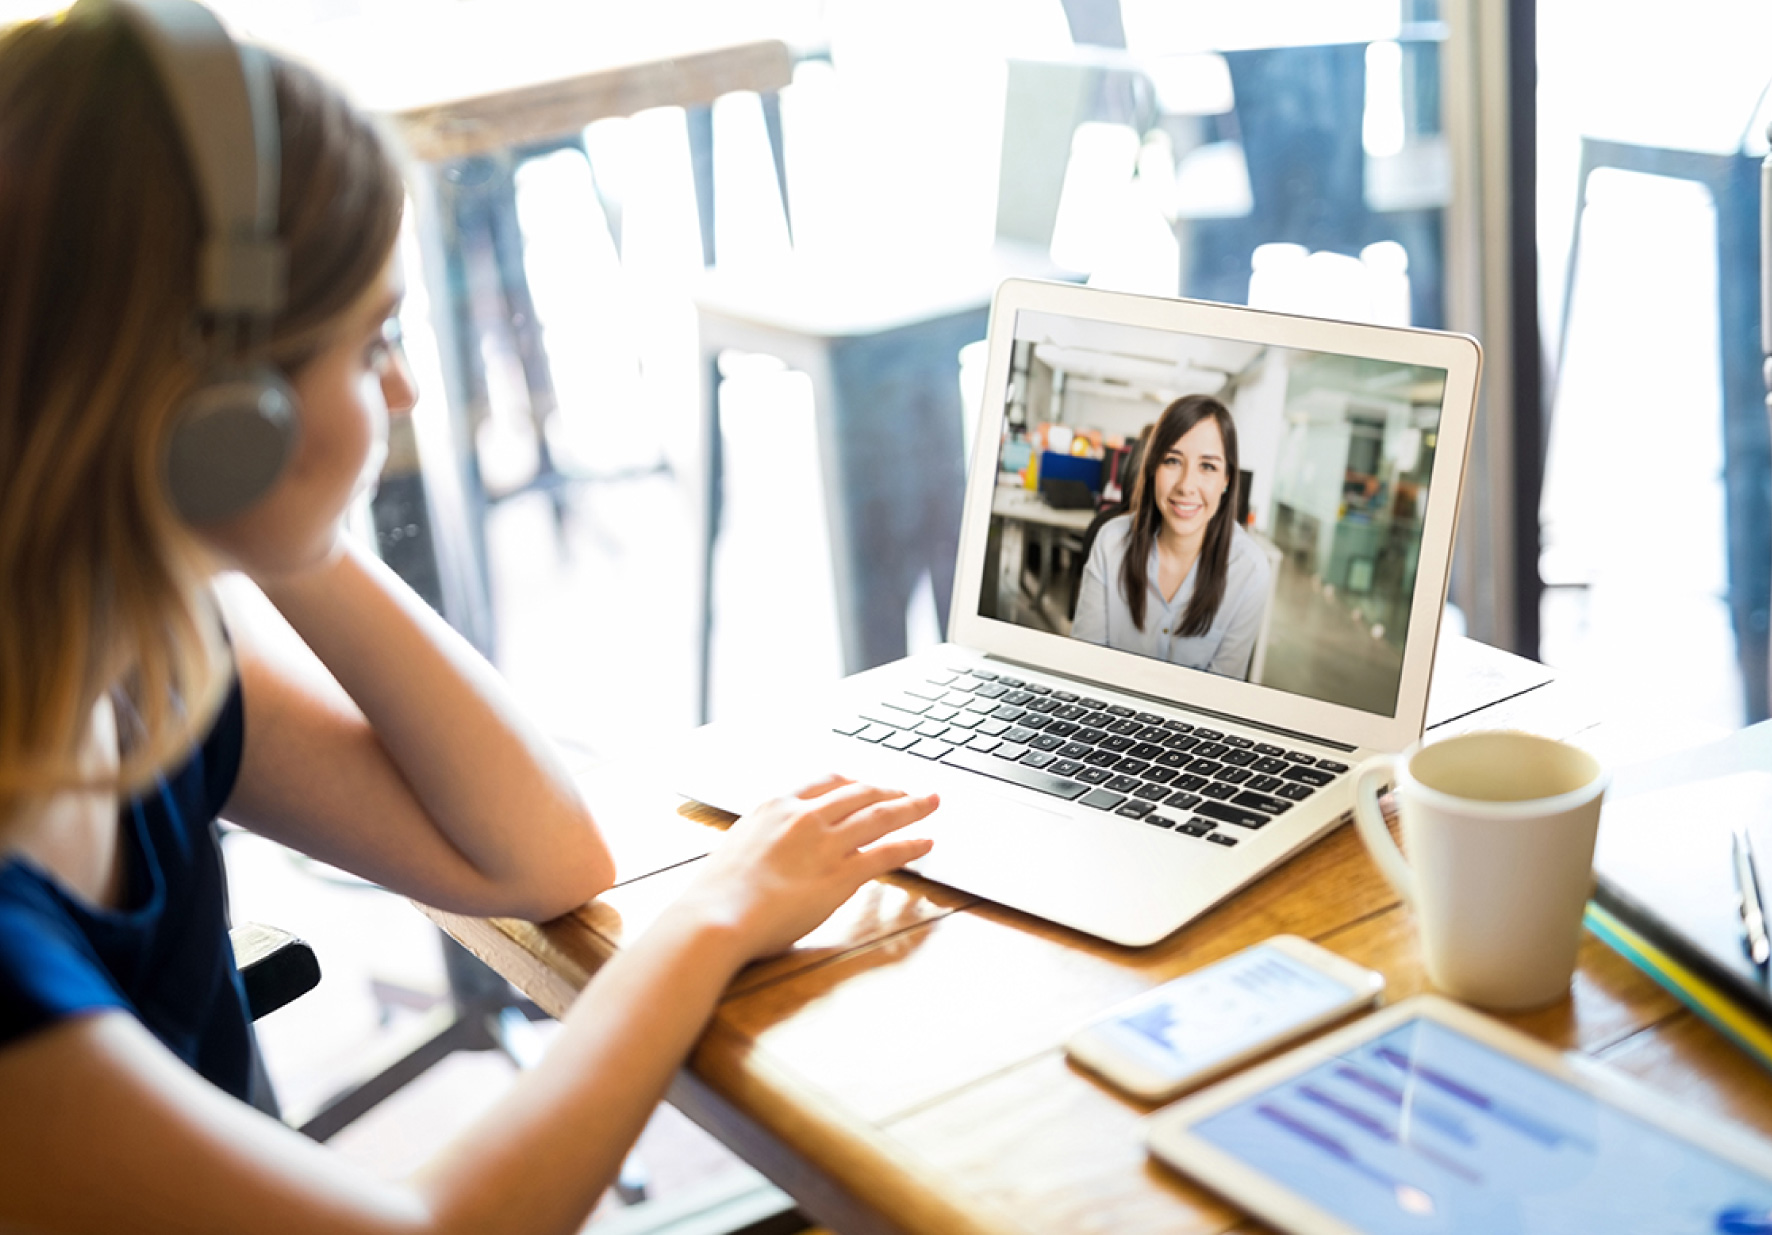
[{"xmin": 0, "ymin": 680, "xmax": 251, "ymax": 1098}]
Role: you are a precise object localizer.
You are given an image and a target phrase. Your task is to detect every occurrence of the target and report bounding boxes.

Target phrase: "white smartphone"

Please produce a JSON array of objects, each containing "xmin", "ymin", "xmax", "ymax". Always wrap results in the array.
[{"xmin": 1065, "ymin": 936, "xmax": 1385, "ymax": 1103}]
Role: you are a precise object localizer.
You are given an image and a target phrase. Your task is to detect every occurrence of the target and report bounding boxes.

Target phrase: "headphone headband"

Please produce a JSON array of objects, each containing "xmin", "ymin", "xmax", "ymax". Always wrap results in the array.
[
  {"xmin": 100, "ymin": 0, "xmax": 285, "ymax": 316},
  {"xmin": 86, "ymin": 0, "xmax": 301, "ymax": 524}
]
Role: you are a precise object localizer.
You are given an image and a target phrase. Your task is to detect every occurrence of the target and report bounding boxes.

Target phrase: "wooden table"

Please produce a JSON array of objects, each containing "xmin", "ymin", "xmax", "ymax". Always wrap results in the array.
[{"xmin": 420, "ymin": 636, "xmax": 1772, "ymax": 1234}]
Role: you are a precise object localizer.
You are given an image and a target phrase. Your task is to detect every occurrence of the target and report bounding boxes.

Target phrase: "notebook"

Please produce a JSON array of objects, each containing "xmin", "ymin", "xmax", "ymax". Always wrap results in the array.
[
  {"xmin": 678, "ymin": 278, "xmax": 1482, "ymax": 947},
  {"xmin": 1591, "ymin": 722, "xmax": 1772, "ymax": 1035}
]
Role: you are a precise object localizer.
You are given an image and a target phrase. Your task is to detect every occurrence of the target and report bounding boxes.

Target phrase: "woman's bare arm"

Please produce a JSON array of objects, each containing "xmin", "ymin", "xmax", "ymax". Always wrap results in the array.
[
  {"xmin": 0, "ymin": 778, "xmax": 937, "ymax": 1235},
  {"xmin": 219, "ymin": 540, "xmax": 613, "ymax": 921}
]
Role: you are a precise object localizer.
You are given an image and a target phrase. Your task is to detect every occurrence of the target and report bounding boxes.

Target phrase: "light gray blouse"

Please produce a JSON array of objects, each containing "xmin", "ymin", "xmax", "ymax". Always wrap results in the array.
[{"xmin": 1070, "ymin": 516, "xmax": 1272, "ymax": 679}]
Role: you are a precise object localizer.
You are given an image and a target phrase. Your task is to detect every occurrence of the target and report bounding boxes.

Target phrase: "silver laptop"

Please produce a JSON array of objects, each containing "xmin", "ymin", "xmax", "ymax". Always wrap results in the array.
[{"xmin": 678, "ymin": 278, "xmax": 1482, "ymax": 947}]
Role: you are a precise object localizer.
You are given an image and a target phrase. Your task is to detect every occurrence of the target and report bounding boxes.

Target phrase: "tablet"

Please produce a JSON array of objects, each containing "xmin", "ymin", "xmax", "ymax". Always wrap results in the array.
[{"xmin": 1145, "ymin": 994, "xmax": 1772, "ymax": 1235}]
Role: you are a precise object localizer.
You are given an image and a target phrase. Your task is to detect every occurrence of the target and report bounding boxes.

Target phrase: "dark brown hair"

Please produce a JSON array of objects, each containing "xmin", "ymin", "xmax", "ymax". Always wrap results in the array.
[
  {"xmin": 1118, "ymin": 394, "xmax": 1242, "ymax": 636},
  {"xmin": 0, "ymin": 8, "xmax": 405, "ymax": 811}
]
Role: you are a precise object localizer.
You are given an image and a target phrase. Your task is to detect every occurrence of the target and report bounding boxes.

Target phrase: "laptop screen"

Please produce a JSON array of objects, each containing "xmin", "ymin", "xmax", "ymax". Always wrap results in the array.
[{"xmin": 977, "ymin": 305, "xmax": 1451, "ymax": 723}]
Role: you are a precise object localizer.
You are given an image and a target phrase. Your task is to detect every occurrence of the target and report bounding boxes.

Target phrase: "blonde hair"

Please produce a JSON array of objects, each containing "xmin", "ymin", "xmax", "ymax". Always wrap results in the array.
[{"xmin": 0, "ymin": 7, "xmax": 405, "ymax": 814}]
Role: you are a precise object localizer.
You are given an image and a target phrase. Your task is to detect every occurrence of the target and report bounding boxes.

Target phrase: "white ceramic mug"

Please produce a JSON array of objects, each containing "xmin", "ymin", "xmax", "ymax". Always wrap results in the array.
[{"xmin": 1352, "ymin": 730, "xmax": 1609, "ymax": 1011}]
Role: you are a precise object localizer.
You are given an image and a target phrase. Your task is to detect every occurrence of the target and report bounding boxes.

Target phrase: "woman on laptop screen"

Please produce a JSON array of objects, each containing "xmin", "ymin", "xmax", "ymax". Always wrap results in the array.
[{"xmin": 1071, "ymin": 395, "xmax": 1272, "ymax": 679}]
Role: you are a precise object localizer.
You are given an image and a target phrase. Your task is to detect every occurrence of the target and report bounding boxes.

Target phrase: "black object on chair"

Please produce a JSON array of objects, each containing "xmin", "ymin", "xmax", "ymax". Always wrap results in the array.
[{"xmin": 231, "ymin": 922, "xmax": 321, "ymax": 1021}]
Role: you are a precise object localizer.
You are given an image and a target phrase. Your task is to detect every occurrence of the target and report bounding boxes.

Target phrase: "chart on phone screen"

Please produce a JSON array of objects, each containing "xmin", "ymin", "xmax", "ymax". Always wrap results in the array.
[{"xmin": 1122, "ymin": 947, "xmax": 1354, "ymax": 1068}]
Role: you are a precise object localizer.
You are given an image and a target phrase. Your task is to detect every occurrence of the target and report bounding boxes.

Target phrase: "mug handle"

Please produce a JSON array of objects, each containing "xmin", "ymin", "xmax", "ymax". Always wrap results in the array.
[{"xmin": 1352, "ymin": 754, "xmax": 1416, "ymax": 907}]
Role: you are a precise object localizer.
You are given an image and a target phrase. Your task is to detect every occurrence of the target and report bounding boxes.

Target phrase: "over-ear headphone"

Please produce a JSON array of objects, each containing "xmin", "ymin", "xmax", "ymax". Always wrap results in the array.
[{"xmin": 98, "ymin": 0, "xmax": 299, "ymax": 524}]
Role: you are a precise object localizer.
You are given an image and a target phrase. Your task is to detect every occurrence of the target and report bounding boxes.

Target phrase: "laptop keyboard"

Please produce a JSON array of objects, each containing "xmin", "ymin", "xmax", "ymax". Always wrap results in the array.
[{"xmin": 833, "ymin": 666, "xmax": 1349, "ymax": 849}]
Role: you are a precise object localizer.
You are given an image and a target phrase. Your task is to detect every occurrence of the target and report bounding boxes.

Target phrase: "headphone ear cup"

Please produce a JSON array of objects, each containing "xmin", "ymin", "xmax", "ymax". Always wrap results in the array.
[{"xmin": 165, "ymin": 363, "xmax": 300, "ymax": 524}]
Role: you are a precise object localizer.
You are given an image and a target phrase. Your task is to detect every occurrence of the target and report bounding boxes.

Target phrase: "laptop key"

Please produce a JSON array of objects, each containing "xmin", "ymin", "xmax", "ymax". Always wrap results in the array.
[
  {"xmin": 1207, "ymin": 833, "xmax": 1240, "ymax": 847},
  {"xmin": 1053, "ymin": 704, "xmax": 1089, "ymax": 721},
  {"xmin": 1278, "ymin": 782, "xmax": 1316, "ymax": 801},
  {"xmin": 1233, "ymin": 790, "xmax": 1291, "ymax": 815},
  {"xmin": 1175, "ymin": 774, "xmax": 1208, "ymax": 792},
  {"xmin": 977, "ymin": 718, "xmax": 1011, "ymax": 736},
  {"xmin": 910, "ymin": 738, "xmax": 951, "ymax": 759},
  {"xmin": 1081, "ymin": 788, "xmax": 1127, "ymax": 811},
  {"xmin": 992, "ymin": 705, "xmax": 1028, "ymax": 722},
  {"xmin": 997, "ymin": 676, "xmax": 1026, "ymax": 688},
  {"xmin": 1223, "ymin": 735, "xmax": 1254, "ymax": 749},
  {"xmin": 1220, "ymin": 749, "xmax": 1258, "ymax": 767},
  {"xmin": 1157, "ymin": 750, "xmax": 1192, "ymax": 769},
  {"xmin": 1029, "ymin": 734, "xmax": 1064, "ymax": 752},
  {"xmin": 1252, "ymin": 757, "xmax": 1288, "ymax": 774},
  {"xmin": 1194, "ymin": 728, "xmax": 1224, "ymax": 740},
  {"xmin": 1101, "ymin": 735, "xmax": 1136, "ymax": 753},
  {"xmin": 1116, "ymin": 801, "xmax": 1154, "ymax": 819},
  {"xmin": 1189, "ymin": 758, "xmax": 1224, "ymax": 776},
  {"xmin": 1195, "ymin": 741, "xmax": 1229, "ymax": 760},
  {"xmin": 1058, "ymin": 742, "xmax": 1092, "ymax": 759},
  {"xmin": 858, "ymin": 725, "xmax": 896, "ymax": 743},
  {"xmin": 1077, "ymin": 767, "xmax": 1113, "ymax": 785},
  {"xmin": 1162, "ymin": 719, "xmax": 1195, "ymax": 732},
  {"xmin": 938, "ymin": 729, "xmax": 971, "ymax": 744},
  {"xmin": 1128, "ymin": 741, "xmax": 1165, "ymax": 760},
  {"xmin": 1197, "ymin": 801, "xmax": 1269, "ymax": 829},
  {"xmin": 882, "ymin": 696, "xmax": 931, "ymax": 718},
  {"xmin": 1018, "ymin": 714, "xmax": 1052, "ymax": 730},
  {"xmin": 1318, "ymin": 759, "xmax": 1350, "ymax": 773},
  {"xmin": 1109, "ymin": 719, "xmax": 1142, "ymax": 736},
  {"xmin": 1133, "ymin": 781, "xmax": 1171, "ymax": 801},
  {"xmin": 1135, "ymin": 712, "xmax": 1164, "ymax": 724},
  {"xmin": 949, "ymin": 714, "xmax": 983, "ymax": 730},
  {"xmin": 832, "ymin": 717, "xmax": 869, "ymax": 736},
  {"xmin": 967, "ymin": 735, "xmax": 1002, "ymax": 754},
  {"xmin": 1144, "ymin": 813, "xmax": 1177, "ymax": 829},
  {"xmin": 1217, "ymin": 767, "xmax": 1253, "ymax": 785},
  {"xmin": 1020, "ymin": 750, "xmax": 1057, "ymax": 769},
  {"xmin": 1177, "ymin": 820, "xmax": 1212, "ymax": 836},
  {"xmin": 973, "ymin": 683, "xmax": 1008, "ymax": 699},
  {"xmin": 1113, "ymin": 757, "xmax": 1151, "ymax": 777},
  {"xmin": 1075, "ymin": 727, "xmax": 1108, "ymax": 745},
  {"xmin": 1045, "ymin": 720, "xmax": 1079, "ymax": 738},
  {"xmin": 993, "ymin": 742, "xmax": 1030, "ymax": 762},
  {"xmin": 905, "ymin": 684, "xmax": 947, "ymax": 702},
  {"xmin": 1050, "ymin": 759, "xmax": 1084, "ymax": 777},
  {"xmin": 1004, "ymin": 727, "xmax": 1037, "ymax": 744},
  {"xmin": 882, "ymin": 732, "xmax": 919, "ymax": 751},
  {"xmin": 927, "ymin": 705, "xmax": 959, "ymax": 721},
  {"xmin": 1165, "ymin": 791, "xmax": 1203, "ymax": 811},
  {"xmin": 1282, "ymin": 764, "xmax": 1336, "ymax": 787},
  {"xmin": 915, "ymin": 721, "xmax": 950, "ymax": 738},
  {"xmin": 1249, "ymin": 774, "xmax": 1284, "ymax": 793},
  {"xmin": 937, "ymin": 747, "xmax": 1088, "ymax": 802},
  {"xmin": 1003, "ymin": 690, "xmax": 1035, "ymax": 707},
  {"xmin": 1105, "ymin": 774, "xmax": 1142, "ymax": 793},
  {"xmin": 1023, "ymin": 682, "xmax": 1052, "ymax": 695},
  {"xmin": 1201, "ymin": 781, "xmax": 1238, "ymax": 801},
  {"xmin": 1053, "ymin": 691, "xmax": 1079, "ymax": 702},
  {"xmin": 1255, "ymin": 743, "xmax": 1285, "ymax": 756},
  {"xmin": 1163, "ymin": 734, "xmax": 1201, "ymax": 752},
  {"xmin": 1106, "ymin": 704, "xmax": 1135, "ymax": 717},
  {"xmin": 1085, "ymin": 749, "xmax": 1121, "ymax": 768},
  {"xmin": 969, "ymin": 670, "xmax": 999, "ymax": 681},
  {"xmin": 1144, "ymin": 766, "xmax": 1178, "ymax": 784}
]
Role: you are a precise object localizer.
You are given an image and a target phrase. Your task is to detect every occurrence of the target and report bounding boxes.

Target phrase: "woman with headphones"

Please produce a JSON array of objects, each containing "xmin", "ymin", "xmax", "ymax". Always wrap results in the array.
[{"xmin": 0, "ymin": 3, "xmax": 936, "ymax": 1230}]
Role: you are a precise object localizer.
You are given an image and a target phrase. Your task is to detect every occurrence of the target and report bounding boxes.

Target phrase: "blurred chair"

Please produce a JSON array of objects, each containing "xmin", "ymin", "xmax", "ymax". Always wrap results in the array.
[
  {"xmin": 693, "ymin": 53, "xmax": 1163, "ymax": 719},
  {"xmin": 1553, "ymin": 137, "xmax": 1770, "ymax": 721}
]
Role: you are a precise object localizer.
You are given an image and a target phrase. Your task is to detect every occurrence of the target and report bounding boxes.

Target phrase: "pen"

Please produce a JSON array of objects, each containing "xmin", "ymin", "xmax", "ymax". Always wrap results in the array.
[{"xmin": 1733, "ymin": 828, "xmax": 1770, "ymax": 969}]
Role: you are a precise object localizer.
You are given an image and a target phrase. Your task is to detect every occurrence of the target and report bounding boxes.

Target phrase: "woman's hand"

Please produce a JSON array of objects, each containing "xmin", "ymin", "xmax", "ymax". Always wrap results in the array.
[{"xmin": 673, "ymin": 775, "xmax": 939, "ymax": 960}]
